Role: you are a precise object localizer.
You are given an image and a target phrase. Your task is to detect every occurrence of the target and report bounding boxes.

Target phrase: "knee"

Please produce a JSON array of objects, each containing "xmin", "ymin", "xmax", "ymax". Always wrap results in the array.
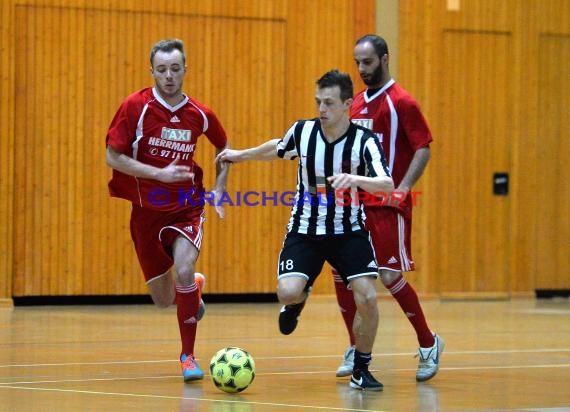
[
  {"xmin": 277, "ymin": 281, "xmax": 304, "ymax": 305},
  {"xmin": 351, "ymin": 280, "xmax": 378, "ymax": 309},
  {"xmin": 379, "ymin": 270, "xmax": 401, "ymax": 287},
  {"xmin": 354, "ymin": 289, "xmax": 377, "ymax": 307},
  {"xmin": 175, "ymin": 265, "xmax": 196, "ymax": 286}
]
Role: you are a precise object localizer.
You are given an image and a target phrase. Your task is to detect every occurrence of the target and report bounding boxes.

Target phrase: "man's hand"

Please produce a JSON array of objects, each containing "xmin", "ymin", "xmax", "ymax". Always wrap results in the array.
[
  {"xmin": 106, "ymin": 146, "xmax": 194, "ymax": 183},
  {"xmin": 327, "ymin": 173, "xmax": 356, "ymax": 190},
  {"xmin": 212, "ymin": 188, "xmax": 225, "ymax": 219},
  {"xmin": 158, "ymin": 157, "xmax": 194, "ymax": 183},
  {"xmin": 215, "ymin": 149, "xmax": 244, "ymax": 165}
]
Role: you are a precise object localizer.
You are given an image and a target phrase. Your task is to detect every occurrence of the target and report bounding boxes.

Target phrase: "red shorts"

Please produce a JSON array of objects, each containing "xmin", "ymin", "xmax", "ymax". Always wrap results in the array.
[
  {"xmin": 129, "ymin": 205, "xmax": 206, "ymax": 282},
  {"xmin": 364, "ymin": 206, "xmax": 415, "ymax": 272}
]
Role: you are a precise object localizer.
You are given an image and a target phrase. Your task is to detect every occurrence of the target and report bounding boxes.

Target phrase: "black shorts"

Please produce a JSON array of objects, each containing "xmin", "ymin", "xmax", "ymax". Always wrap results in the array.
[{"xmin": 277, "ymin": 230, "xmax": 378, "ymax": 286}]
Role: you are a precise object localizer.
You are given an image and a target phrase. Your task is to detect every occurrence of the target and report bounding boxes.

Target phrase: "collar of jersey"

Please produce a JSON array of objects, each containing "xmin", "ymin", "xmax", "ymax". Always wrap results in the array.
[
  {"xmin": 363, "ymin": 78, "xmax": 395, "ymax": 104},
  {"xmin": 152, "ymin": 87, "xmax": 189, "ymax": 112}
]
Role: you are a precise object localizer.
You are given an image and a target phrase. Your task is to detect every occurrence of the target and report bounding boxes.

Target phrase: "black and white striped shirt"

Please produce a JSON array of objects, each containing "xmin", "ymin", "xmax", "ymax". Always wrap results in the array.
[{"xmin": 277, "ymin": 119, "xmax": 390, "ymax": 235}]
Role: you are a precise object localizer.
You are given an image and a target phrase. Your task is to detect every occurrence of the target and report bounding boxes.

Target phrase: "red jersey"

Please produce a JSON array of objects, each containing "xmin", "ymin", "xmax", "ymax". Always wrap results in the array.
[
  {"xmin": 106, "ymin": 87, "xmax": 227, "ymax": 211},
  {"xmin": 350, "ymin": 79, "xmax": 432, "ymax": 188}
]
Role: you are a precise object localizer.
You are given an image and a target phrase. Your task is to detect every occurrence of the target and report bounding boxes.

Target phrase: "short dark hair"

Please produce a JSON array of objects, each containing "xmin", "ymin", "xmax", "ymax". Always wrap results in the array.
[
  {"xmin": 316, "ymin": 69, "xmax": 353, "ymax": 101},
  {"xmin": 150, "ymin": 39, "xmax": 186, "ymax": 67},
  {"xmin": 355, "ymin": 34, "xmax": 389, "ymax": 58}
]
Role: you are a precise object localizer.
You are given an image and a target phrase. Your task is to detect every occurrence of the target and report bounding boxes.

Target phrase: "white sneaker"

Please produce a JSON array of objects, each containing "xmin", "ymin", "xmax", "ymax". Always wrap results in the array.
[
  {"xmin": 336, "ymin": 345, "xmax": 355, "ymax": 377},
  {"xmin": 416, "ymin": 333, "xmax": 444, "ymax": 382}
]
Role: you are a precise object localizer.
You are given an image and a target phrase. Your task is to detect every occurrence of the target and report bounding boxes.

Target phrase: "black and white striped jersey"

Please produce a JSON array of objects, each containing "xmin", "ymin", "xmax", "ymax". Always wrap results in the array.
[{"xmin": 276, "ymin": 119, "xmax": 390, "ymax": 235}]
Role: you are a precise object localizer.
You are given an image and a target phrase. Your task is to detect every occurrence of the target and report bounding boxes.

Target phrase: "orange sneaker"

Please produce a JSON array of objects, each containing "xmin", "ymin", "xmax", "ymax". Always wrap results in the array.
[
  {"xmin": 194, "ymin": 272, "xmax": 205, "ymax": 291},
  {"xmin": 180, "ymin": 354, "xmax": 204, "ymax": 381},
  {"xmin": 195, "ymin": 273, "xmax": 206, "ymax": 321}
]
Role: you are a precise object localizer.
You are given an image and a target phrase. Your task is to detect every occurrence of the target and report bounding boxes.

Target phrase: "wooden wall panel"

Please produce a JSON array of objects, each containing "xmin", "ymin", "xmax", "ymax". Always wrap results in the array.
[
  {"xmin": 191, "ymin": 17, "xmax": 289, "ymax": 294},
  {"xmin": 1, "ymin": 0, "xmax": 374, "ymax": 298},
  {"xmin": 441, "ymin": 0, "xmax": 515, "ymax": 32},
  {"xmin": 436, "ymin": 30, "xmax": 513, "ymax": 295},
  {"xmin": 505, "ymin": 1, "xmax": 535, "ymax": 295},
  {"xmin": 508, "ymin": 0, "xmax": 570, "ymax": 294},
  {"xmin": 396, "ymin": 1, "xmax": 438, "ymax": 298},
  {"xmin": 285, "ymin": 0, "xmax": 372, "ymax": 121},
  {"xmin": 13, "ymin": 5, "xmax": 86, "ymax": 296},
  {"xmin": 535, "ymin": 34, "xmax": 570, "ymax": 290},
  {"xmin": 0, "ymin": 1, "xmax": 15, "ymax": 306},
  {"xmin": 400, "ymin": 0, "xmax": 570, "ymax": 297}
]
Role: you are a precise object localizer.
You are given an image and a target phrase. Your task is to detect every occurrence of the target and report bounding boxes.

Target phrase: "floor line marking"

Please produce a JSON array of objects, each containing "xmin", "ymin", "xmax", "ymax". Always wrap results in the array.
[
  {"xmin": 1, "ymin": 363, "xmax": 569, "ymax": 385},
  {"xmin": 0, "ymin": 385, "xmax": 384, "ymax": 412},
  {"xmin": 1, "ymin": 347, "xmax": 569, "ymax": 368}
]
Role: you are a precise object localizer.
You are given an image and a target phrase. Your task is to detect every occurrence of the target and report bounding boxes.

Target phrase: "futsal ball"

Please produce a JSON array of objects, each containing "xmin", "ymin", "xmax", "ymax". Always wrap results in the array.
[{"xmin": 209, "ymin": 347, "xmax": 256, "ymax": 393}]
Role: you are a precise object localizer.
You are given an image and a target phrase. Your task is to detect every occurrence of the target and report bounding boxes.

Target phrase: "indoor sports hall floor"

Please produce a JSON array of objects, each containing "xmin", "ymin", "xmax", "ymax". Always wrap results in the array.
[{"xmin": 0, "ymin": 296, "xmax": 569, "ymax": 411}]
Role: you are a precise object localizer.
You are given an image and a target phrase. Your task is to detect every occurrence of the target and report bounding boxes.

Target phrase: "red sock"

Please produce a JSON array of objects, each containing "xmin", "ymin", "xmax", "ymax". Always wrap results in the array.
[
  {"xmin": 175, "ymin": 283, "xmax": 200, "ymax": 357},
  {"xmin": 332, "ymin": 268, "xmax": 357, "ymax": 346},
  {"xmin": 386, "ymin": 275, "xmax": 435, "ymax": 348}
]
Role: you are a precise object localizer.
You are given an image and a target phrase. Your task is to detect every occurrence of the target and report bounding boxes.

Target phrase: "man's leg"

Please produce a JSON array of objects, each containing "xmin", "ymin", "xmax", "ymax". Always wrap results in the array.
[
  {"xmin": 380, "ymin": 269, "xmax": 444, "ymax": 381},
  {"xmin": 347, "ymin": 276, "xmax": 383, "ymax": 391},
  {"xmin": 131, "ymin": 207, "xmax": 205, "ymax": 382},
  {"xmin": 349, "ymin": 276, "xmax": 378, "ymax": 353},
  {"xmin": 171, "ymin": 236, "xmax": 204, "ymax": 381},
  {"xmin": 276, "ymin": 233, "xmax": 322, "ymax": 335},
  {"xmin": 146, "ymin": 270, "xmax": 205, "ymax": 317},
  {"xmin": 332, "ymin": 268, "xmax": 357, "ymax": 345},
  {"xmin": 277, "ymin": 275, "xmax": 310, "ymax": 334},
  {"xmin": 365, "ymin": 207, "xmax": 444, "ymax": 381},
  {"xmin": 332, "ymin": 267, "xmax": 357, "ymax": 376},
  {"xmin": 277, "ymin": 274, "xmax": 310, "ymax": 333},
  {"xmin": 380, "ymin": 269, "xmax": 434, "ymax": 347},
  {"xmin": 147, "ymin": 271, "xmax": 176, "ymax": 308}
]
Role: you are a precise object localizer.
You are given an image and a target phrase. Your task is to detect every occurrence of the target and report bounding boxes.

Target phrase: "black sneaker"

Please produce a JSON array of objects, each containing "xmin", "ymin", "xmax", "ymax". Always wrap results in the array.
[
  {"xmin": 278, "ymin": 301, "xmax": 306, "ymax": 335},
  {"xmin": 349, "ymin": 368, "xmax": 384, "ymax": 391}
]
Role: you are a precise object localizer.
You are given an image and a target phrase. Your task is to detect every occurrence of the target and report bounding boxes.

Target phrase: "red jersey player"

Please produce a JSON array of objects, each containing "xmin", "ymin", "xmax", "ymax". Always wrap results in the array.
[
  {"xmin": 106, "ymin": 39, "xmax": 230, "ymax": 382},
  {"xmin": 333, "ymin": 34, "xmax": 443, "ymax": 382}
]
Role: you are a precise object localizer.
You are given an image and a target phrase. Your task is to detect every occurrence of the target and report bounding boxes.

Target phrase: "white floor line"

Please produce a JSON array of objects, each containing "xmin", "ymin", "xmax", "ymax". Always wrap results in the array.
[
  {"xmin": 1, "ymin": 363, "xmax": 569, "ymax": 385},
  {"xmin": 0, "ymin": 385, "xmax": 382, "ymax": 412},
  {"xmin": 1, "ymin": 347, "xmax": 569, "ymax": 369}
]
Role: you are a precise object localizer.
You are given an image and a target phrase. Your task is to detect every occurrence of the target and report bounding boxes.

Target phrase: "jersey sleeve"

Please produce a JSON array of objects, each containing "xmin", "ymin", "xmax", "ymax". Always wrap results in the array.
[
  {"xmin": 276, "ymin": 121, "xmax": 300, "ymax": 160},
  {"xmin": 398, "ymin": 96, "xmax": 433, "ymax": 151},
  {"xmin": 363, "ymin": 134, "xmax": 391, "ymax": 178},
  {"xmin": 105, "ymin": 97, "xmax": 140, "ymax": 154},
  {"xmin": 203, "ymin": 108, "xmax": 228, "ymax": 149}
]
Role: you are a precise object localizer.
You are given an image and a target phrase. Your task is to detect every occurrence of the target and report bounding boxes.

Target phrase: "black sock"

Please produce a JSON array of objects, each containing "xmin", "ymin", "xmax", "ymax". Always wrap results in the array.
[{"xmin": 354, "ymin": 349, "xmax": 372, "ymax": 371}]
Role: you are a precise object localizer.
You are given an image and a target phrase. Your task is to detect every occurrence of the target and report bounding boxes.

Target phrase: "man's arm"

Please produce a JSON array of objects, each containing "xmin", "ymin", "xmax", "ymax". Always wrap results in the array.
[
  {"xmin": 106, "ymin": 146, "xmax": 193, "ymax": 183},
  {"xmin": 397, "ymin": 147, "xmax": 430, "ymax": 193},
  {"xmin": 215, "ymin": 138, "xmax": 280, "ymax": 164},
  {"xmin": 212, "ymin": 144, "xmax": 231, "ymax": 192},
  {"xmin": 212, "ymin": 144, "xmax": 231, "ymax": 218},
  {"xmin": 328, "ymin": 173, "xmax": 394, "ymax": 195}
]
